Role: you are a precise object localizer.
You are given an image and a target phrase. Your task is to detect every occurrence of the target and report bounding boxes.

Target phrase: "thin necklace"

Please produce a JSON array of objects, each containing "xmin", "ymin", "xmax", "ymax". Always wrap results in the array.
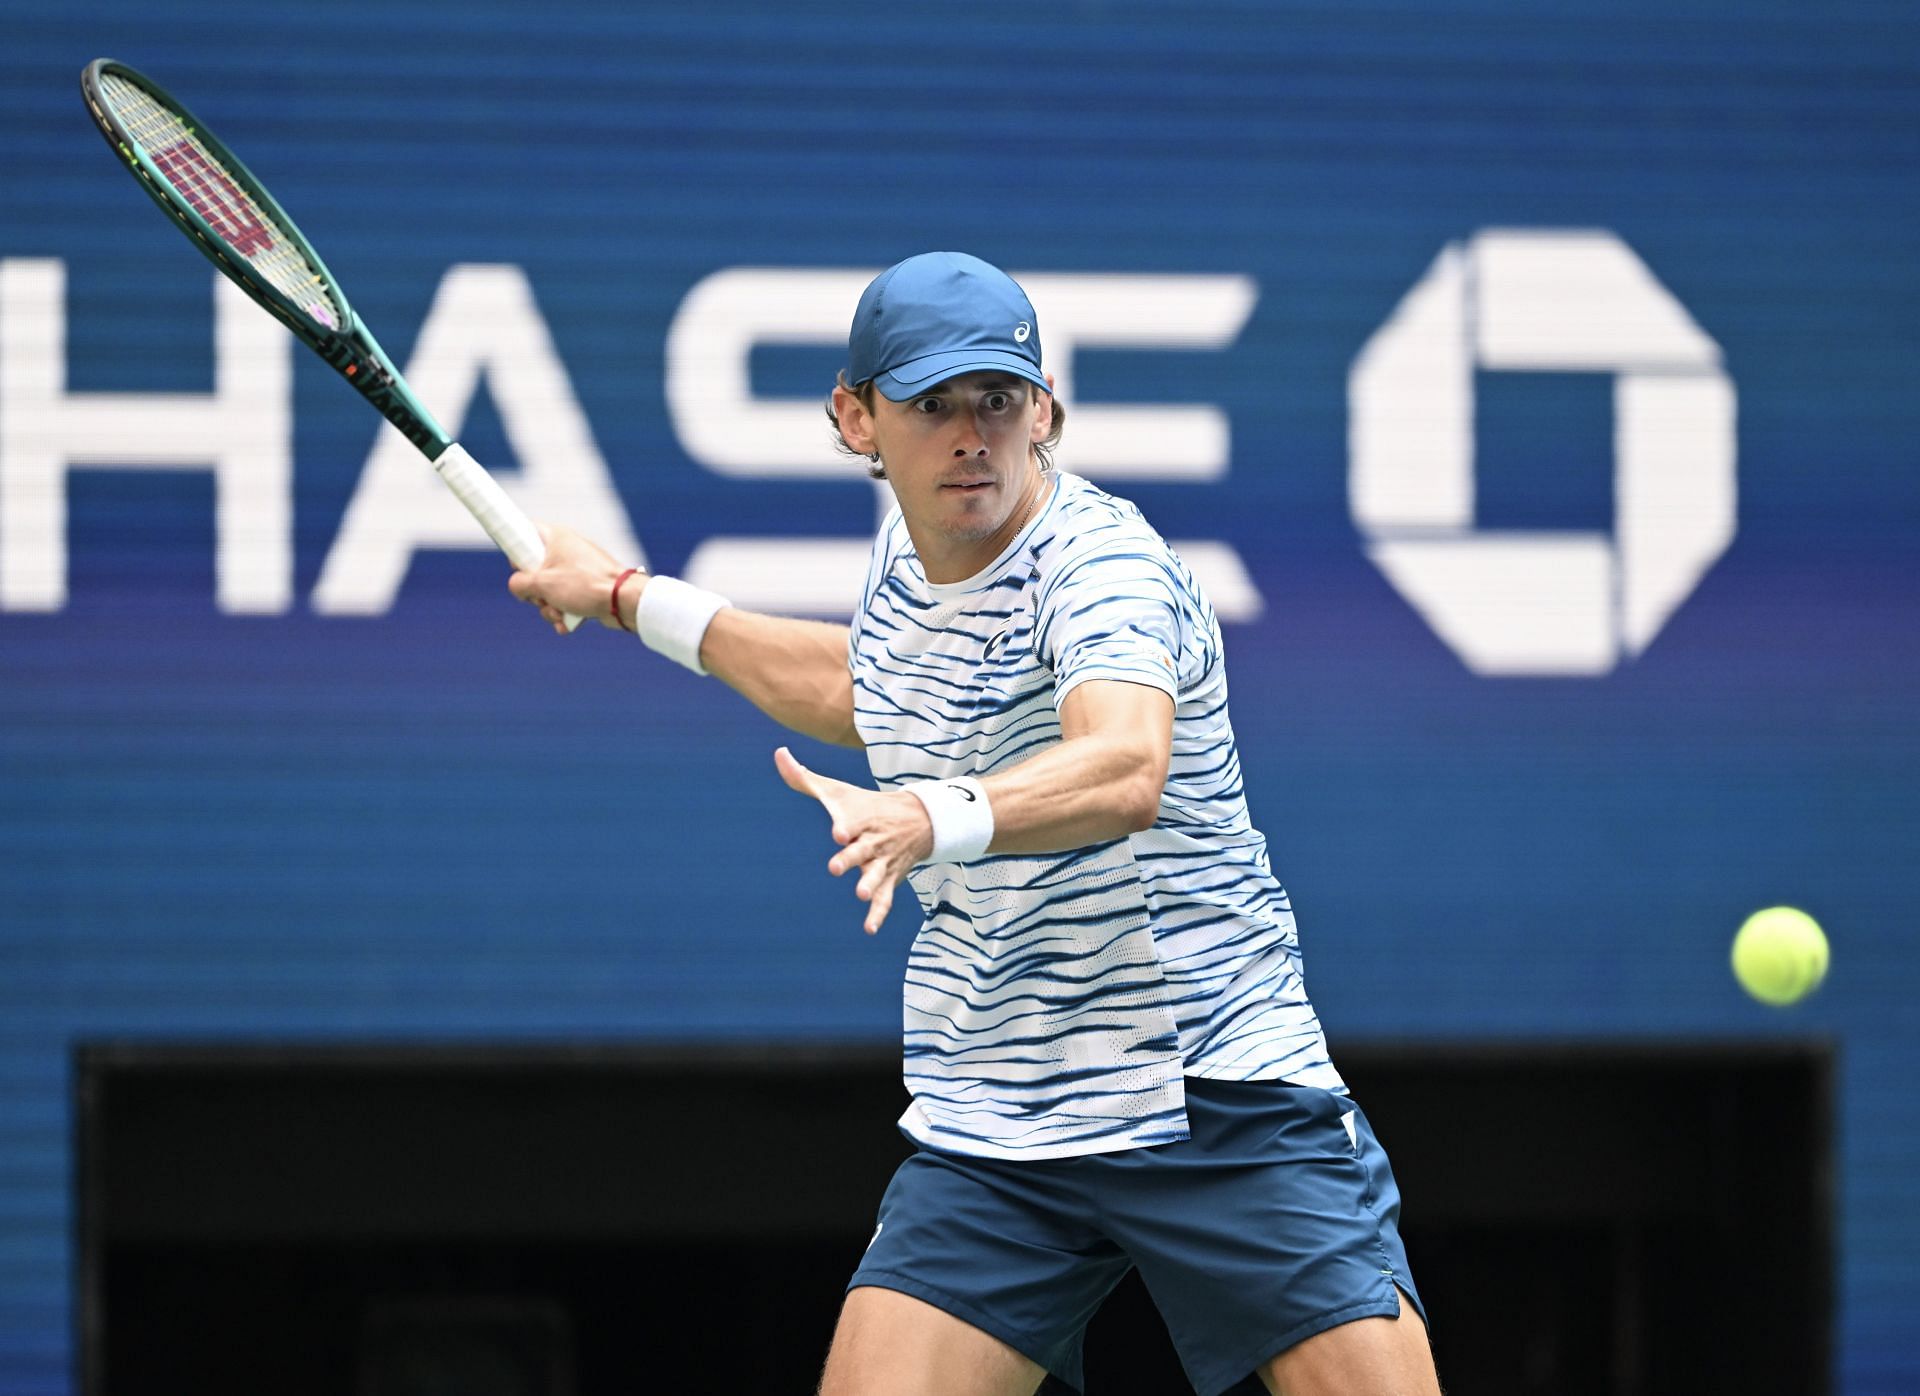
[{"xmin": 1011, "ymin": 471, "xmax": 1051, "ymax": 537}]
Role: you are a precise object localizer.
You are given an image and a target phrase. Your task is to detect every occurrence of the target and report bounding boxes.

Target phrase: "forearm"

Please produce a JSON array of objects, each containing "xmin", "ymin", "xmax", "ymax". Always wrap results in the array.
[
  {"xmin": 509, "ymin": 528, "xmax": 859, "ymax": 746},
  {"xmin": 976, "ymin": 728, "xmax": 1165, "ymax": 854},
  {"xmin": 698, "ymin": 607, "xmax": 862, "ymax": 748},
  {"xmin": 780, "ymin": 682, "xmax": 1173, "ymax": 934}
]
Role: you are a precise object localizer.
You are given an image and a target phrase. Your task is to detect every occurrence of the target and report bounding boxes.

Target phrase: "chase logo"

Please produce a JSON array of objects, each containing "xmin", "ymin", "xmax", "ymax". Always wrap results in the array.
[
  {"xmin": 1348, "ymin": 229, "xmax": 1736, "ymax": 677},
  {"xmin": 1013, "ymin": 320, "xmax": 1030, "ymax": 343}
]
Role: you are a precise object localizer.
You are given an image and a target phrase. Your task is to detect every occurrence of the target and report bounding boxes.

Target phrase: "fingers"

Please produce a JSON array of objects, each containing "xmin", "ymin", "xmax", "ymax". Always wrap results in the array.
[
  {"xmin": 829, "ymin": 831, "xmax": 877, "ymax": 876},
  {"xmin": 776, "ymin": 750, "xmax": 907, "ymax": 934},
  {"xmin": 773, "ymin": 745, "xmax": 814, "ymax": 794},
  {"xmin": 515, "ymin": 597, "xmax": 571, "ymax": 635},
  {"xmin": 828, "ymin": 834, "xmax": 902, "ymax": 934},
  {"xmin": 507, "ymin": 524, "xmax": 614, "ymax": 634},
  {"xmin": 509, "ymin": 566, "xmax": 574, "ymax": 637},
  {"xmin": 863, "ymin": 873, "xmax": 896, "ymax": 935},
  {"xmin": 775, "ymin": 747, "xmax": 837, "ymax": 814},
  {"xmin": 777, "ymin": 748, "xmax": 853, "ymax": 846}
]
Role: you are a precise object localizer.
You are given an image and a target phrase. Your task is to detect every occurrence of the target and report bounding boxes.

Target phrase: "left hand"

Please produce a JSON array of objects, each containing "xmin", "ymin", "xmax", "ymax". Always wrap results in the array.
[{"xmin": 775, "ymin": 746, "xmax": 932, "ymax": 934}]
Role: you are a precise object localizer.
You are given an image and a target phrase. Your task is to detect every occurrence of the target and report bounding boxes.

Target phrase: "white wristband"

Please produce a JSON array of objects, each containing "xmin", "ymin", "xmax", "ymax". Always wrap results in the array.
[
  {"xmin": 634, "ymin": 575, "xmax": 730, "ymax": 675},
  {"xmin": 904, "ymin": 777, "xmax": 995, "ymax": 864}
]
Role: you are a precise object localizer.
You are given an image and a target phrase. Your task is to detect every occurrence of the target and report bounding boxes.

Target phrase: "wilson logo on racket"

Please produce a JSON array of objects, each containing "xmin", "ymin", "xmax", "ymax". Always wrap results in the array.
[{"xmin": 151, "ymin": 139, "xmax": 275, "ymax": 257}]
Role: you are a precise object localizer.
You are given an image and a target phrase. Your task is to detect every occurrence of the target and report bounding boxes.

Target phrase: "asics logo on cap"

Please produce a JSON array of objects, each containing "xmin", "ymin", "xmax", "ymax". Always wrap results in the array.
[{"xmin": 1014, "ymin": 321, "xmax": 1031, "ymax": 343}]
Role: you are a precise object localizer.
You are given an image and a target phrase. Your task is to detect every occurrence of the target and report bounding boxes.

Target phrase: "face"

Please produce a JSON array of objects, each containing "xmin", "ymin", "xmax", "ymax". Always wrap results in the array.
[{"xmin": 835, "ymin": 371, "xmax": 1054, "ymax": 568}]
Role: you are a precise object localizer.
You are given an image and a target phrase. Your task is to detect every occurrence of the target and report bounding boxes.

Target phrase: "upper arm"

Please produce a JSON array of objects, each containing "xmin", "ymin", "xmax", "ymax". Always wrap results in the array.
[{"xmin": 1059, "ymin": 678, "xmax": 1175, "ymax": 753}]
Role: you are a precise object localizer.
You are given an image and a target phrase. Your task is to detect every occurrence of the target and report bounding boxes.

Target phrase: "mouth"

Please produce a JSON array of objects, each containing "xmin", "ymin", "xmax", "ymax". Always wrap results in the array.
[{"xmin": 942, "ymin": 480, "xmax": 996, "ymax": 493}]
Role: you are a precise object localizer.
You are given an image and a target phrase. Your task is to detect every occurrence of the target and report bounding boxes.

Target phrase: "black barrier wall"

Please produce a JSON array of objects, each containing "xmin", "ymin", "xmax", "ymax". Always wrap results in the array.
[{"xmin": 77, "ymin": 1043, "xmax": 1831, "ymax": 1395}]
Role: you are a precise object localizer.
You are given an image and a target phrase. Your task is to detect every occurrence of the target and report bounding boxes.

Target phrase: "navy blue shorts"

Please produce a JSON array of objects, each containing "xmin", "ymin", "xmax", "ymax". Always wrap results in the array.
[{"xmin": 848, "ymin": 1078, "xmax": 1424, "ymax": 1396}]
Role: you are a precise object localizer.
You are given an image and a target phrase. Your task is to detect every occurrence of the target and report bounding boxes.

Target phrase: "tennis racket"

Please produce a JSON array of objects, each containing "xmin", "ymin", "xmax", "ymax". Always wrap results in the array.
[{"xmin": 80, "ymin": 58, "xmax": 582, "ymax": 629}]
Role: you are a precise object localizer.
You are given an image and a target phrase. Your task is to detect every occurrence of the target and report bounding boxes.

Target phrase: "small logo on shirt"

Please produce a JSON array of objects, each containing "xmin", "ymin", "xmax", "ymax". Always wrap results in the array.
[{"xmin": 865, "ymin": 1221, "xmax": 885, "ymax": 1251}]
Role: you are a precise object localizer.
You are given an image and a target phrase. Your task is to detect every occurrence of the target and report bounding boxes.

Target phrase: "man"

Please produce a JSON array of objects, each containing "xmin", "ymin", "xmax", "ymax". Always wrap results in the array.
[{"xmin": 509, "ymin": 252, "xmax": 1441, "ymax": 1396}]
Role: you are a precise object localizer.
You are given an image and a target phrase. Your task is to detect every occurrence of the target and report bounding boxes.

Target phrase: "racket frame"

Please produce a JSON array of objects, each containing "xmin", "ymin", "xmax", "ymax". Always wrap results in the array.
[
  {"xmin": 80, "ymin": 58, "xmax": 452, "ymax": 459},
  {"xmin": 80, "ymin": 58, "xmax": 577, "ymax": 625}
]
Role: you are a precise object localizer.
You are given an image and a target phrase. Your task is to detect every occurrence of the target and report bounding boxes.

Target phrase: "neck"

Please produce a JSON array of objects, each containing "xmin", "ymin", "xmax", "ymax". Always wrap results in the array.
[{"xmin": 912, "ymin": 468, "xmax": 1054, "ymax": 585}]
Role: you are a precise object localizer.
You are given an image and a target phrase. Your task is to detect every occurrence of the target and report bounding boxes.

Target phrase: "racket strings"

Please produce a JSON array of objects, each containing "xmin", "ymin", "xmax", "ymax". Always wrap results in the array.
[{"xmin": 99, "ymin": 72, "xmax": 341, "ymax": 331}]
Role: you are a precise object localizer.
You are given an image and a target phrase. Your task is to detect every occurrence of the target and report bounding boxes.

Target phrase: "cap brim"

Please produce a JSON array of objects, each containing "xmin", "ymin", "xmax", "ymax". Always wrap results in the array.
[{"xmin": 872, "ymin": 348, "xmax": 1049, "ymax": 401}]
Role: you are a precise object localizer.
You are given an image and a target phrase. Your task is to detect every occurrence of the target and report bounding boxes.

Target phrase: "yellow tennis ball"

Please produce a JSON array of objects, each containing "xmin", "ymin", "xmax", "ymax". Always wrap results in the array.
[{"xmin": 1731, "ymin": 906, "xmax": 1829, "ymax": 1006}]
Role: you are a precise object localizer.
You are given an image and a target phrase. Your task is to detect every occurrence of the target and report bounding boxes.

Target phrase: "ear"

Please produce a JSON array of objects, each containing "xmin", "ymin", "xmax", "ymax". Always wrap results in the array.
[
  {"xmin": 834, "ymin": 384, "xmax": 880, "ymax": 457},
  {"xmin": 1029, "ymin": 374, "xmax": 1056, "ymax": 444}
]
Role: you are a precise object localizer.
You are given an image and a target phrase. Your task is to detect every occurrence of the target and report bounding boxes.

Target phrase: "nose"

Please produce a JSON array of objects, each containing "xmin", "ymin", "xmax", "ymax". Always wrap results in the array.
[{"xmin": 952, "ymin": 409, "xmax": 988, "ymax": 458}]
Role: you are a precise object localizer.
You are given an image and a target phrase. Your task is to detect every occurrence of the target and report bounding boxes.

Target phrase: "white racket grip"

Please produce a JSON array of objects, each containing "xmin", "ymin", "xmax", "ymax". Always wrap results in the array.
[{"xmin": 432, "ymin": 443, "xmax": 582, "ymax": 631}]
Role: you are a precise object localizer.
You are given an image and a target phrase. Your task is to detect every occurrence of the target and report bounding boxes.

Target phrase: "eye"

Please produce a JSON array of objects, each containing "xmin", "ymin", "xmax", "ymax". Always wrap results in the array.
[
  {"xmin": 912, "ymin": 396, "xmax": 945, "ymax": 415},
  {"xmin": 984, "ymin": 391, "xmax": 1013, "ymax": 412}
]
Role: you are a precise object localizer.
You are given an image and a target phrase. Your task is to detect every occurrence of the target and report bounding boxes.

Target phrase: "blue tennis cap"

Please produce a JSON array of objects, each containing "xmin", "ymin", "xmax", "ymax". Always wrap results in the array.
[{"xmin": 847, "ymin": 252, "xmax": 1048, "ymax": 402}]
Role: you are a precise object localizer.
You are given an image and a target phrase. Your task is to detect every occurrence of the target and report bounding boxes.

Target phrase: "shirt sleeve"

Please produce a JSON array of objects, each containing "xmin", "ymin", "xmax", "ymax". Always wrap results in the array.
[{"xmin": 1035, "ymin": 536, "xmax": 1186, "ymax": 708}]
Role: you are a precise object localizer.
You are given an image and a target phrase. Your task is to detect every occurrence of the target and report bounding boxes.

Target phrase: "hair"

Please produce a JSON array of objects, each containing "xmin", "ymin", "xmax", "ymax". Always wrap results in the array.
[{"xmin": 825, "ymin": 374, "xmax": 1066, "ymax": 480}]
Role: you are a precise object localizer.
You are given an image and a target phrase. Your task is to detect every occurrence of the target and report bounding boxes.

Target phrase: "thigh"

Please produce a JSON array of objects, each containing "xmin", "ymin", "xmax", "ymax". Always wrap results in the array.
[
  {"xmin": 847, "ymin": 1145, "xmax": 1131, "ymax": 1393},
  {"xmin": 1257, "ymin": 1285, "xmax": 1438, "ymax": 1396},
  {"xmin": 819, "ymin": 1284, "xmax": 1046, "ymax": 1396}
]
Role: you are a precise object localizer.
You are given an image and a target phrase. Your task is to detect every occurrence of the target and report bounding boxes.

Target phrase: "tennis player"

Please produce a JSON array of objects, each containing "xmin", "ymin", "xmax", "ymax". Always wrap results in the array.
[{"xmin": 509, "ymin": 252, "xmax": 1441, "ymax": 1396}]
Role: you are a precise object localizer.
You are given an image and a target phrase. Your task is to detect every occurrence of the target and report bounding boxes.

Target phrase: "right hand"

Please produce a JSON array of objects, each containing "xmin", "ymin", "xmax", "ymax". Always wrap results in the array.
[
  {"xmin": 506, "ymin": 522, "xmax": 641, "ymax": 634},
  {"xmin": 774, "ymin": 746, "xmax": 931, "ymax": 935}
]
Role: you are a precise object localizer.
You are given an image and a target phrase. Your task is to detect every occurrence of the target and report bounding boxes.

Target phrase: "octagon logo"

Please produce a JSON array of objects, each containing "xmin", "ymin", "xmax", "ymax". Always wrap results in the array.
[{"xmin": 1349, "ymin": 229, "xmax": 1736, "ymax": 675}]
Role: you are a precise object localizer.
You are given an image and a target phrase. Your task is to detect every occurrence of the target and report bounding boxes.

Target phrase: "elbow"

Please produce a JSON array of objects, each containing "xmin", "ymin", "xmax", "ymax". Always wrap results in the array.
[{"xmin": 1120, "ymin": 756, "xmax": 1168, "ymax": 833}]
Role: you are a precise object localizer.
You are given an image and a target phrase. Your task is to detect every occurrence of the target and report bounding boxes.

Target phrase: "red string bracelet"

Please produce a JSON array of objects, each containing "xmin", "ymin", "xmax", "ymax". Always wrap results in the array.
[{"xmin": 610, "ymin": 567, "xmax": 643, "ymax": 631}]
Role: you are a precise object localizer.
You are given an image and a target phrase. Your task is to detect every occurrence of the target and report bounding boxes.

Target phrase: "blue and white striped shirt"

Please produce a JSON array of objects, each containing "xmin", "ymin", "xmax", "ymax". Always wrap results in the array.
[{"xmin": 851, "ymin": 471, "xmax": 1342, "ymax": 1160}]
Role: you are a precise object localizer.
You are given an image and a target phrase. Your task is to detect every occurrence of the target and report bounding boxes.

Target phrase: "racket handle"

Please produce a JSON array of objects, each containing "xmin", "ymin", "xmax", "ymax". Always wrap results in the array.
[{"xmin": 432, "ymin": 443, "xmax": 584, "ymax": 632}]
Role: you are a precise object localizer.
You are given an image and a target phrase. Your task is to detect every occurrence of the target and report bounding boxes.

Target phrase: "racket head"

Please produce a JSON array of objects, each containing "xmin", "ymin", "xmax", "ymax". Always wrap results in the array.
[
  {"xmin": 82, "ymin": 58, "xmax": 453, "ymax": 458},
  {"xmin": 81, "ymin": 59, "xmax": 352, "ymax": 347}
]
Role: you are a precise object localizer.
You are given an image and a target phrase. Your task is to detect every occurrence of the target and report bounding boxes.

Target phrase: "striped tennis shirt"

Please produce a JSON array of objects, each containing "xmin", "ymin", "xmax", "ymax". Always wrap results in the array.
[{"xmin": 850, "ymin": 471, "xmax": 1343, "ymax": 1161}]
